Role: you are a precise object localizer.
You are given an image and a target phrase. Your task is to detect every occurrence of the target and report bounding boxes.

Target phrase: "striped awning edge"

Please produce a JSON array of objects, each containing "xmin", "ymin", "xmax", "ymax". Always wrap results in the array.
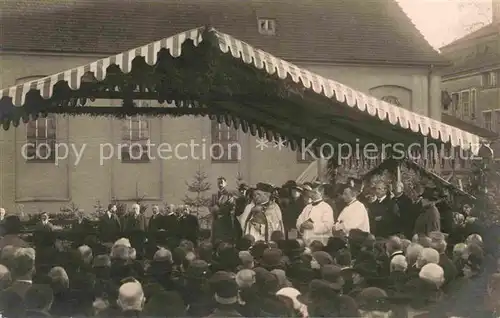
[{"xmin": 0, "ymin": 26, "xmax": 482, "ymax": 154}]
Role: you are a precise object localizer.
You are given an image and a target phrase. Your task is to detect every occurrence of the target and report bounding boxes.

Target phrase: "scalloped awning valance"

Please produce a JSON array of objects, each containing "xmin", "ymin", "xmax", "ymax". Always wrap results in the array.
[{"xmin": 0, "ymin": 27, "xmax": 482, "ymax": 154}]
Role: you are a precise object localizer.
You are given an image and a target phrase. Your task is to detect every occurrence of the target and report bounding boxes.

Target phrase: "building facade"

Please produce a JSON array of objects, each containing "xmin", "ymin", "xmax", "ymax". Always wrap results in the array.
[
  {"xmin": 440, "ymin": 0, "xmax": 500, "ymax": 181},
  {"xmin": 0, "ymin": 0, "xmax": 446, "ymax": 214}
]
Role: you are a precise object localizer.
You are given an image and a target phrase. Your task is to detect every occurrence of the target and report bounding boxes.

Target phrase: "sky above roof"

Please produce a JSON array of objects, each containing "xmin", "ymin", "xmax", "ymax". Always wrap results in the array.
[{"xmin": 397, "ymin": 0, "xmax": 492, "ymax": 50}]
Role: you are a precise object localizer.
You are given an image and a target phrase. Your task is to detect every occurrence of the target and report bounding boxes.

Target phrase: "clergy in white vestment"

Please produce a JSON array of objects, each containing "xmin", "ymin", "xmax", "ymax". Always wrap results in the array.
[
  {"xmin": 334, "ymin": 184, "xmax": 370, "ymax": 234},
  {"xmin": 296, "ymin": 182, "xmax": 335, "ymax": 246},
  {"xmin": 240, "ymin": 183, "xmax": 284, "ymax": 241}
]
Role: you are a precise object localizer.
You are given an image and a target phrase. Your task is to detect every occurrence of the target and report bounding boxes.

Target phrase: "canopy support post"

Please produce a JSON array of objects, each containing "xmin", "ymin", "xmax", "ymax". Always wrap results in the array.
[
  {"xmin": 396, "ymin": 162, "xmax": 402, "ymax": 185},
  {"xmin": 317, "ymin": 158, "xmax": 328, "ymax": 183}
]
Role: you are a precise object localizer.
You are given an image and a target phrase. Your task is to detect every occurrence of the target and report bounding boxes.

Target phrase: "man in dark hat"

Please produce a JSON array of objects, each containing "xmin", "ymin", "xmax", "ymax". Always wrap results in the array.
[
  {"xmin": 211, "ymin": 177, "xmax": 237, "ymax": 244},
  {"xmin": 234, "ymin": 183, "xmax": 250, "ymax": 239},
  {"xmin": 413, "ymin": 187, "xmax": 441, "ymax": 235},
  {"xmin": 241, "ymin": 183, "xmax": 283, "ymax": 241},
  {"xmin": 280, "ymin": 180, "xmax": 305, "ymax": 239}
]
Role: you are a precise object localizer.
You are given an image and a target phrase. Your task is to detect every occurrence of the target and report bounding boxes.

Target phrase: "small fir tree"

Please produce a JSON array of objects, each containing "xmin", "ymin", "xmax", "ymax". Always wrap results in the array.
[{"xmin": 183, "ymin": 168, "xmax": 212, "ymax": 216}]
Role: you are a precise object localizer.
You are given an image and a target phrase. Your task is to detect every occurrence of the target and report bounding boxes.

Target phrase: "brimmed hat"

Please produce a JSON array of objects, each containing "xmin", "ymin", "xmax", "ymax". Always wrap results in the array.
[
  {"xmin": 185, "ymin": 260, "xmax": 210, "ymax": 279},
  {"xmin": 255, "ymin": 182, "xmax": 275, "ymax": 193},
  {"xmin": 282, "ymin": 180, "xmax": 303, "ymax": 191},
  {"xmin": 213, "ymin": 278, "xmax": 239, "ymax": 305},
  {"xmin": 421, "ymin": 187, "xmax": 439, "ymax": 201},
  {"xmin": 297, "ymin": 279, "xmax": 342, "ymax": 304},
  {"xmin": 238, "ymin": 183, "xmax": 249, "ymax": 191},
  {"xmin": 321, "ymin": 265, "xmax": 342, "ymax": 284},
  {"xmin": 259, "ymin": 248, "xmax": 285, "ymax": 269},
  {"xmin": 254, "ymin": 267, "xmax": 280, "ymax": 295},
  {"xmin": 356, "ymin": 287, "xmax": 391, "ymax": 312}
]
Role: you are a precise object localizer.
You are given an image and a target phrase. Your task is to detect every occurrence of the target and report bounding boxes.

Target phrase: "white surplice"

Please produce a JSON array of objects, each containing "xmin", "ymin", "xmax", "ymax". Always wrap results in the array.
[
  {"xmin": 335, "ymin": 199, "xmax": 370, "ymax": 234},
  {"xmin": 296, "ymin": 201, "xmax": 334, "ymax": 245}
]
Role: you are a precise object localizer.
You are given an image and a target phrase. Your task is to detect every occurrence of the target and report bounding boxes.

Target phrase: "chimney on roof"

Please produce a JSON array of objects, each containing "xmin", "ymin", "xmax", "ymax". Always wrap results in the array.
[{"xmin": 494, "ymin": 0, "xmax": 500, "ymax": 23}]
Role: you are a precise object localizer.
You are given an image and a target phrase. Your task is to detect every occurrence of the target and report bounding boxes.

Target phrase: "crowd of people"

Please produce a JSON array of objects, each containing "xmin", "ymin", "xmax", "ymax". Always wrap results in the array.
[{"xmin": 0, "ymin": 176, "xmax": 499, "ymax": 317}]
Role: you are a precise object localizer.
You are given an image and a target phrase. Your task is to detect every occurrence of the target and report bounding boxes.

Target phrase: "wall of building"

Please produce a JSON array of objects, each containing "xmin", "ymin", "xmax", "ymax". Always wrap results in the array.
[
  {"xmin": 0, "ymin": 53, "xmax": 442, "ymax": 214},
  {"xmin": 302, "ymin": 63, "xmax": 440, "ymax": 119}
]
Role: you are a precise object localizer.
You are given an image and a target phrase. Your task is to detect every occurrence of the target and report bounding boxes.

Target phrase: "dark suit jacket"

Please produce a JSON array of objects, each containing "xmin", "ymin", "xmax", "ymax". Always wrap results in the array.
[
  {"xmin": 413, "ymin": 205, "xmax": 440, "ymax": 235},
  {"xmin": 147, "ymin": 213, "xmax": 166, "ymax": 232},
  {"xmin": 124, "ymin": 213, "xmax": 147, "ymax": 232},
  {"xmin": 0, "ymin": 234, "xmax": 29, "ymax": 249},
  {"xmin": 36, "ymin": 221, "xmax": 55, "ymax": 232},
  {"xmin": 370, "ymin": 197, "xmax": 400, "ymax": 237},
  {"xmin": 178, "ymin": 214, "xmax": 199, "ymax": 244},
  {"xmin": 439, "ymin": 253, "xmax": 458, "ymax": 288},
  {"xmin": 394, "ymin": 193, "xmax": 418, "ymax": 238},
  {"xmin": 98, "ymin": 213, "xmax": 121, "ymax": 242},
  {"xmin": 6, "ymin": 280, "xmax": 33, "ymax": 299}
]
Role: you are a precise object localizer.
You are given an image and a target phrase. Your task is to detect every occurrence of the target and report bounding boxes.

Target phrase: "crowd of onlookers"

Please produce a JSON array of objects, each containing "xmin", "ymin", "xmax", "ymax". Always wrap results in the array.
[{"xmin": 0, "ymin": 178, "xmax": 499, "ymax": 318}]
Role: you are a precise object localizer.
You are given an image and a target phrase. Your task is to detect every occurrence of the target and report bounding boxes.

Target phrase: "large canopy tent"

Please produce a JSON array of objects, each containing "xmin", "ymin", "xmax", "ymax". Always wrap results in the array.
[
  {"xmin": 362, "ymin": 157, "xmax": 476, "ymax": 200},
  {"xmin": 0, "ymin": 27, "xmax": 482, "ymax": 159}
]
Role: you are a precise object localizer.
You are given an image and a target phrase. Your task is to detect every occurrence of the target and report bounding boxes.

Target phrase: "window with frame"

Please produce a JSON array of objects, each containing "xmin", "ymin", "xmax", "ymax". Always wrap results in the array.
[
  {"xmin": 26, "ymin": 114, "xmax": 57, "ymax": 162},
  {"xmin": 489, "ymin": 72, "xmax": 498, "ymax": 87},
  {"xmin": 451, "ymin": 93, "xmax": 460, "ymax": 114},
  {"xmin": 121, "ymin": 116, "xmax": 150, "ymax": 162},
  {"xmin": 495, "ymin": 111, "xmax": 500, "ymax": 132},
  {"xmin": 483, "ymin": 111, "xmax": 492, "ymax": 131},
  {"xmin": 211, "ymin": 120, "xmax": 240, "ymax": 162},
  {"xmin": 460, "ymin": 91, "xmax": 470, "ymax": 118},
  {"xmin": 470, "ymin": 89, "xmax": 477, "ymax": 119},
  {"xmin": 258, "ymin": 18, "xmax": 276, "ymax": 35}
]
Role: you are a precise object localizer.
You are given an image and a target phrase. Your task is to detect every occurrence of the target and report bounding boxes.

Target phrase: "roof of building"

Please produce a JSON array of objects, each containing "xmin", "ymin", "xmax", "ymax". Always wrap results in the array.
[
  {"xmin": 0, "ymin": 0, "xmax": 447, "ymax": 66},
  {"xmin": 442, "ymin": 54, "xmax": 500, "ymax": 76},
  {"xmin": 440, "ymin": 22, "xmax": 500, "ymax": 50},
  {"xmin": 440, "ymin": 22, "xmax": 500, "ymax": 76},
  {"xmin": 441, "ymin": 113, "xmax": 498, "ymax": 139}
]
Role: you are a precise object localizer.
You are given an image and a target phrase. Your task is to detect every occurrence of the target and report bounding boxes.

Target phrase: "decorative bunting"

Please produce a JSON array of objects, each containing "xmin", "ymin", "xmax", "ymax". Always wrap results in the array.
[{"xmin": 0, "ymin": 27, "xmax": 482, "ymax": 154}]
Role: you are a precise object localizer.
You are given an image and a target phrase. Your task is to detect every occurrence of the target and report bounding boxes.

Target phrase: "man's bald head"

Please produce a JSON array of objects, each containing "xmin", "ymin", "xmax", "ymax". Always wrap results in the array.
[
  {"xmin": 0, "ymin": 264, "xmax": 11, "ymax": 290},
  {"xmin": 416, "ymin": 248, "xmax": 440, "ymax": 269},
  {"xmin": 453, "ymin": 243, "xmax": 467, "ymax": 259},
  {"xmin": 153, "ymin": 248, "xmax": 172, "ymax": 263},
  {"xmin": 113, "ymin": 238, "xmax": 131, "ymax": 248},
  {"xmin": 117, "ymin": 281, "xmax": 145, "ymax": 312},
  {"xmin": 466, "ymin": 234, "xmax": 483, "ymax": 247},
  {"xmin": 386, "ymin": 236, "xmax": 402, "ymax": 255},
  {"xmin": 419, "ymin": 263, "xmax": 445, "ymax": 287},
  {"xmin": 390, "ymin": 255, "xmax": 408, "ymax": 272},
  {"xmin": 48, "ymin": 266, "xmax": 69, "ymax": 290},
  {"xmin": 406, "ymin": 243, "xmax": 424, "ymax": 266},
  {"xmin": 0, "ymin": 245, "xmax": 16, "ymax": 267},
  {"xmin": 77, "ymin": 245, "xmax": 93, "ymax": 264},
  {"xmin": 110, "ymin": 245, "xmax": 132, "ymax": 261}
]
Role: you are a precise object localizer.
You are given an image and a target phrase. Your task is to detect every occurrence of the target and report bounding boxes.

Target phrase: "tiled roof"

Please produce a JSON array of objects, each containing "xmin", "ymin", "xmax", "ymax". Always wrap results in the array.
[
  {"xmin": 440, "ymin": 22, "xmax": 500, "ymax": 50},
  {"xmin": 441, "ymin": 113, "xmax": 498, "ymax": 139},
  {"xmin": 0, "ymin": 0, "xmax": 447, "ymax": 65},
  {"xmin": 442, "ymin": 54, "xmax": 500, "ymax": 76}
]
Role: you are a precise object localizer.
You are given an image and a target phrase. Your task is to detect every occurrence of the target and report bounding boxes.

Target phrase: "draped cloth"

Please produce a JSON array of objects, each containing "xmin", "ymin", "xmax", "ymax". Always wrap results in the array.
[{"xmin": 239, "ymin": 202, "xmax": 284, "ymax": 241}]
